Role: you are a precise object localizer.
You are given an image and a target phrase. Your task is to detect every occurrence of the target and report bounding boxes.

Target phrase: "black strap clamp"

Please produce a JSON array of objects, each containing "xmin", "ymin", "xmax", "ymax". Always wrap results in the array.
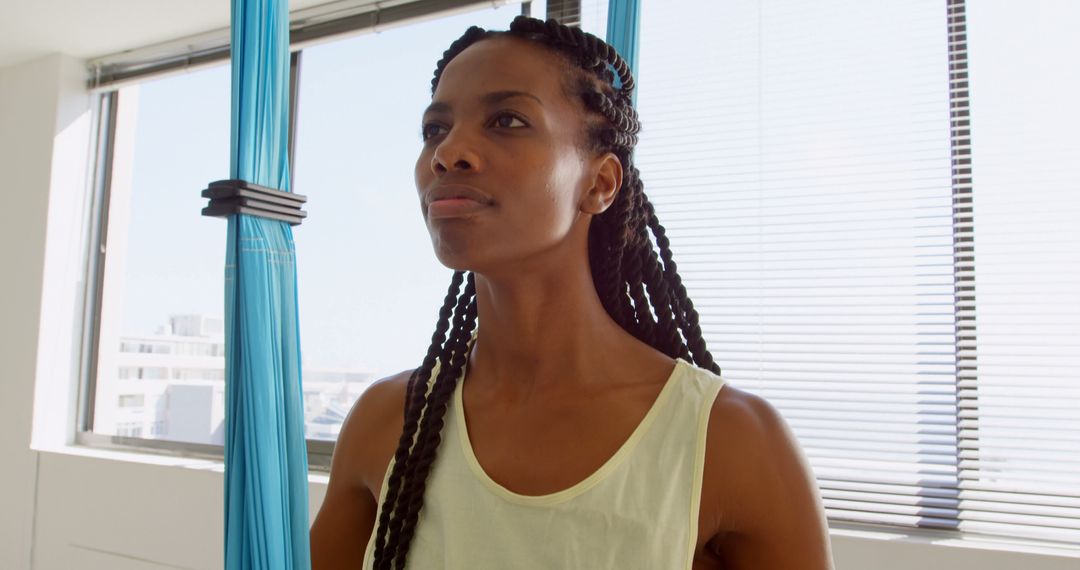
[{"xmin": 201, "ymin": 179, "xmax": 308, "ymax": 226}]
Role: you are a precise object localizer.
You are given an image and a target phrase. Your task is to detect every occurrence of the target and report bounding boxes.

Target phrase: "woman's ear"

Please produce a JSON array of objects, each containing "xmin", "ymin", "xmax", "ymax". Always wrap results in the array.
[{"xmin": 582, "ymin": 152, "xmax": 624, "ymax": 215}]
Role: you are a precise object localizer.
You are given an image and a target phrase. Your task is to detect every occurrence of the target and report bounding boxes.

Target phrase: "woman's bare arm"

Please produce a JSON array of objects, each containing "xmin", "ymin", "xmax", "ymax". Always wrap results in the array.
[
  {"xmin": 310, "ymin": 371, "xmax": 411, "ymax": 569},
  {"xmin": 704, "ymin": 386, "xmax": 835, "ymax": 569}
]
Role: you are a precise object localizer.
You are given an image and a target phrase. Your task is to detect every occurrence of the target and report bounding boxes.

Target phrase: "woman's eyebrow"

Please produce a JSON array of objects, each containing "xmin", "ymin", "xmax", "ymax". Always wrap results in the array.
[{"xmin": 423, "ymin": 90, "xmax": 544, "ymax": 116}]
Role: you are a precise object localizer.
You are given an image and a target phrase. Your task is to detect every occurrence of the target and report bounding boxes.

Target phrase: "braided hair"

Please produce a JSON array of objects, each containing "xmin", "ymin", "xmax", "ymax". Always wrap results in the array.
[{"xmin": 371, "ymin": 15, "xmax": 721, "ymax": 569}]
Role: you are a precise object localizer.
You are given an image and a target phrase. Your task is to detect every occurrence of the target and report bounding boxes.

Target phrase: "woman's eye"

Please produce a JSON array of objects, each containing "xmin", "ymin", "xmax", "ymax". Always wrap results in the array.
[
  {"xmin": 421, "ymin": 123, "xmax": 446, "ymax": 141},
  {"xmin": 492, "ymin": 113, "xmax": 527, "ymax": 129},
  {"xmin": 421, "ymin": 114, "xmax": 526, "ymax": 141}
]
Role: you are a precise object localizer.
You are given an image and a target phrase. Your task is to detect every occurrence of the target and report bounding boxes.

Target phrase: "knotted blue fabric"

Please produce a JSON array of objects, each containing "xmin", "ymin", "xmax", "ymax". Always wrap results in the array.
[{"xmin": 223, "ymin": 0, "xmax": 311, "ymax": 568}]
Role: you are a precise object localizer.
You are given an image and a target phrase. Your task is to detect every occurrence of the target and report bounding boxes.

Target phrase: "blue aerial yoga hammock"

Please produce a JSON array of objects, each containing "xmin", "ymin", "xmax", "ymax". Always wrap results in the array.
[
  {"xmin": 203, "ymin": 2, "xmax": 642, "ymax": 568},
  {"xmin": 606, "ymin": 0, "xmax": 641, "ymax": 105},
  {"xmin": 220, "ymin": 0, "xmax": 311, "ymax": 568}
]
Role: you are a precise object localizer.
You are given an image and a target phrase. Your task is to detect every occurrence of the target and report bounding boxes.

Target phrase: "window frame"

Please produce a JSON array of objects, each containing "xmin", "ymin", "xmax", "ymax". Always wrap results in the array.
[
  {"xmin": 75, "ymin": 51, "xmax": 339, "ymax": 470},
  {"xmin": 75, "ymin": 0, "xmax": 530, "ymax": 474},
  {"xmin": 69, "ymin": 0, "xmax": 1080, "ymax": 551}
]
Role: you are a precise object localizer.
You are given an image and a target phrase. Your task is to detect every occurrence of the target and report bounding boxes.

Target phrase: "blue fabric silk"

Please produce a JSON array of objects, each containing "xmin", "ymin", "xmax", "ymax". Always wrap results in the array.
[
  {"xmin": 605, "ymin": 0, "xmax": 642, "ymax": 104},
  {"xmin": 224, "ymin": 1, "xmax": 311, "ymax": 569}
]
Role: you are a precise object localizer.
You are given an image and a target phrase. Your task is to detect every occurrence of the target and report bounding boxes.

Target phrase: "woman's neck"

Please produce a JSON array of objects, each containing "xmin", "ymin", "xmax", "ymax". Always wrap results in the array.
[{"xmin": 466, "ymin": 267, "xmax": 635, "ymax": 401}]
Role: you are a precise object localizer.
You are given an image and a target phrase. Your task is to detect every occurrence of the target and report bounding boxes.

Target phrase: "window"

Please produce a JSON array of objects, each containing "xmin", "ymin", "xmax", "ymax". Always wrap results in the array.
[
  {"xmin": 958, "ymin": 0, "xmax": 1080, "ymax": 543},
  {"xmin": 84, "ymin": 2, "xmax": 528, "ymax": 447},
  {"xmin": 78, "ymin": 0, "xmax": 1078, "ymax": 546},
  {"xmin": 638, "ymin": 0, "xmax": 958, "ymax": 529},
  {"xmin": 291, "ymin": 3, "xmax": 520, "ymax": 441},
  {"xmin": 632, "ymin": 0, "xmax": 1078, "ymax": 545},
  {"xmin": 116, "ymin": 422, "xmax": 144, "ymax": 438},
  {"xmin": 118, "ymin": 394, "xmax": 145, "ymax": 408},
  {"xmin": 89, "ymin": 63, "xmax": 230, "ymax": 445}
]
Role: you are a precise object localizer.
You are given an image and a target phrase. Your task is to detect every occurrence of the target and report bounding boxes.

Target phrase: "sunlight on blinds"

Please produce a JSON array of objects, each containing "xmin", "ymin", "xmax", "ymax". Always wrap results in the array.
[
  {"xmin": 960, "ymin": 0, "xmax": 1080, "ymax": 544},
  {"xmin": 636, "ymin": 0, "xmax": 960, "ymax": 530}
]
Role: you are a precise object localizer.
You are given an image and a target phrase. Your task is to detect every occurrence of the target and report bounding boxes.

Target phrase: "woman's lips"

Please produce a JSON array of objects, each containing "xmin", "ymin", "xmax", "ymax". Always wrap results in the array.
[{"xmin": 427, "ymin": 198, "xmax": 491, "ymax": 219}]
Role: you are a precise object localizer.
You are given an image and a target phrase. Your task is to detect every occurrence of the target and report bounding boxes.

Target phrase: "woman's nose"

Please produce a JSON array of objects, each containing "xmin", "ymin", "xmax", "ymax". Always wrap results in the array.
[{"xmin": 431, "ymin": 130, "xmax": 481, "ymax": 174}]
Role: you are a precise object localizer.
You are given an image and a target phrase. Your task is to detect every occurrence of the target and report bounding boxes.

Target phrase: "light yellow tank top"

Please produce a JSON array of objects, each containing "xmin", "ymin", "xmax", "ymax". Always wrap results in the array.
[{"xmin": 362, "ymin": 336, "xmax": 726, "ymax": 569}]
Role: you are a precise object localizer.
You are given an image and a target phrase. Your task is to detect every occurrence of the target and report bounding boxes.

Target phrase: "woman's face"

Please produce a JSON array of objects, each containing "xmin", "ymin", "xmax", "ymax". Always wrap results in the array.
[{"xmin": 415, "ymin": 36, "xmax": 615, "ymax": 275}]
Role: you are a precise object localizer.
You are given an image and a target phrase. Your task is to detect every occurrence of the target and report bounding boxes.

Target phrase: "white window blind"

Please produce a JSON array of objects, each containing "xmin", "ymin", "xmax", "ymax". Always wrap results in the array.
[
  {"xmin": 634, "ymin": 0, "xmax": 1079, "ymax": 545},
  {"xmin": 635, "ymin": 0, "xmax": 950, "ymax": 532},
  {"xmin": 959, "ymin": 0, "xmax": 1080, "ymax": 543}
]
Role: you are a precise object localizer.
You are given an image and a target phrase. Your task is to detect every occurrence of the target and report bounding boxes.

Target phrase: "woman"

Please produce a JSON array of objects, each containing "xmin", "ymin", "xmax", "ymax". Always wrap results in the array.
[{"xmin": 311, "ymin": 15, "xmax": 833, "ymax": 570}]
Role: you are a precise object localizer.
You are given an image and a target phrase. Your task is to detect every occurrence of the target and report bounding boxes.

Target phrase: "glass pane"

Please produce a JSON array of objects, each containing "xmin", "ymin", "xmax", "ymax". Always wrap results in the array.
[
  {"xmin": 636, "ymin": 0, "xmax": 958, "ymax": 528},
  {"xmin": 961, "ymin": 0, "xmax": 1080, "ymax": 543},
  {"xmin": 93, "ymin": 64, "xmax": 230, "ymax": 444},
  {"xmin": 579, "ymin": 0, "xmax": 609, "ymax": 36},
  {"xmin": 293, "ymin": 5, "xmax": 520, "ymax": 441}
]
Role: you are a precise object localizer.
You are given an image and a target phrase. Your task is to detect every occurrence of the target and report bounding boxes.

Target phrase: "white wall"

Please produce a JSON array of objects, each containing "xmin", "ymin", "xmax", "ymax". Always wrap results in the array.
[
  {"xmin": 0, "ymin": 52, "xmax": 69, "ymax": 570},
  {"xmin": 2, "ymin": 52, "xmax": 1078, "ymax": 570}
]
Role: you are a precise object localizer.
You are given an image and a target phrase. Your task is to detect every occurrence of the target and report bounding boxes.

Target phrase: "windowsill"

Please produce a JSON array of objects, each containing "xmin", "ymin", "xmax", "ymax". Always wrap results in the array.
[
  {"xmin": 34, "ymin": 441, "xmax": 330, "ymax": 485},
  {"xmin": 36, "ymin": 443, "xmax": 1080, "ymax": 561},
  {"xmin": 37, "ymin": 441, "xmax": 221, "ymax": 469},
  {"xmin": 828, "ymin": 522, "xmax": 1080, "ymax": 560}
]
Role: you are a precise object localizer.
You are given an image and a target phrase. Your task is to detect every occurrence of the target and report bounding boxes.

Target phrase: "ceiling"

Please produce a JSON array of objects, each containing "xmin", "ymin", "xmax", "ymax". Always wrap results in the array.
[{"xmin": 0, "ymin": 0, "xmax": 331, "ymax": 68}]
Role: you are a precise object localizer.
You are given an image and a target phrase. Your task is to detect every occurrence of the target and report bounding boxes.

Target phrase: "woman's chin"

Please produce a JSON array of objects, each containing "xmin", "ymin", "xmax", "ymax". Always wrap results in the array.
[{"xmin": 432, "ymin": 250, "xmax": 478, "ymax": 273}]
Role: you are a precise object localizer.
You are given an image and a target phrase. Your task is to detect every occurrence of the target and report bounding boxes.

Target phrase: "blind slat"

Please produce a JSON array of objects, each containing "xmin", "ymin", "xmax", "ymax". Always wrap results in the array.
[{"xmin": 638, "ymin": 0, "xmax": 1078, "ymax": 543}]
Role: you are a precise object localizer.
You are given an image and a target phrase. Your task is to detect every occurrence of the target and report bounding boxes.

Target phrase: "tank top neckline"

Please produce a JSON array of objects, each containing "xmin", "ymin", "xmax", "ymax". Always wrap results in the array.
[{"xmin": 453, "ymin": 349, "xmax": 690, "ymax": 506}]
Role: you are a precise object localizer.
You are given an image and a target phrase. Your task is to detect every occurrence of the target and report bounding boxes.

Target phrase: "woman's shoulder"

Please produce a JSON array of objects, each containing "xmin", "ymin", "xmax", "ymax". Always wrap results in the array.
[
  {"xmin": 311, "ymin": 370, "xmax": 418, "ymax": 566},
  {"xmin": 698, "ymin": 378, "xmax": 832, "ymax": 564},
  {"xmin": 703, "ymin": 376, "xmax": 795, "ymax": 490},
  {"xmin": 336, "ymin": 368, "xmax": 416, "ymax": 496}
]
